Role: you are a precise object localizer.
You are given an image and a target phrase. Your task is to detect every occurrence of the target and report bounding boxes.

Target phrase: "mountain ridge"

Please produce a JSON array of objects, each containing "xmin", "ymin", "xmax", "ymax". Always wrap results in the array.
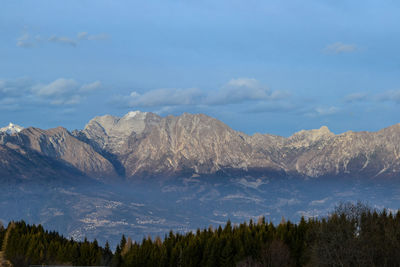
[{"xmin": 1, "ymin": 111, "xmax": 400, "ymax": 182}]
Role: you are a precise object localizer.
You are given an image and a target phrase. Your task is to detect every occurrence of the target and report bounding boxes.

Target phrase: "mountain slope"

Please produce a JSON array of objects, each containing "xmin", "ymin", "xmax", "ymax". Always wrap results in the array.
[
  {"xmin": 0, "ymin": 143, "xmax": 86, "ymax": 184},
  {"xmin": 279, "ymin": 124, "xmax": 400, "ymax": 178},
  {"xmin": 1, "ymin": 111, "xmax": 400, "ymax": 181},
  {"xmin": 0, "ymin": 127, "xmax": 118, "ymax": 182},
  {"xmin": 78, "ymin": 112, "xmax": 400, "ymax": 179}
]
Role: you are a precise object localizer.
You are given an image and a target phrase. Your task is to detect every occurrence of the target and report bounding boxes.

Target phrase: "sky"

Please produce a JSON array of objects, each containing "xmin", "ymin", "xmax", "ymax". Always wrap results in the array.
[{"xmin": 1, "ymin": 0, "xmax": 400, "ymax": 136}]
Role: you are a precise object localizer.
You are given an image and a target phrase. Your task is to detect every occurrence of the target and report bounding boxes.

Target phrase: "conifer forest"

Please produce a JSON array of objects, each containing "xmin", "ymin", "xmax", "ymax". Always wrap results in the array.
[{"xmin": 1, "ymin": 202, "xmax": 400, "ymax": 267}]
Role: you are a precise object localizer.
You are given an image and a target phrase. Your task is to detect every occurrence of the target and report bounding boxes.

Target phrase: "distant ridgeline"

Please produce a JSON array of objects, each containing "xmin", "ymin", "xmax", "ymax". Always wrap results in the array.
[
  {"xmin": 1, "ymin": 203, "xmax": 400, "ymax": 267},
  {"xmin": 2, "ymin": 112, "xmax": 400, "ymax": 183}
]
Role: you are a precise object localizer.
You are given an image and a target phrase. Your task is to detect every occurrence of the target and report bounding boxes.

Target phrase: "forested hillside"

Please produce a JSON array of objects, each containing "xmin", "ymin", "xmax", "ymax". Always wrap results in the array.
[{"xmin": 2, "ymin": 202, "xmax": 400, "ymax": 266}]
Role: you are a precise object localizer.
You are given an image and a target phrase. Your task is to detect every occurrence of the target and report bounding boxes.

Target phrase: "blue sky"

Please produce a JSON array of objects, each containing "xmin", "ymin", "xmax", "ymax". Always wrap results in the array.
[{"xmin": 1, "ymin": 0, "xmax": 400, "ymax": 136}]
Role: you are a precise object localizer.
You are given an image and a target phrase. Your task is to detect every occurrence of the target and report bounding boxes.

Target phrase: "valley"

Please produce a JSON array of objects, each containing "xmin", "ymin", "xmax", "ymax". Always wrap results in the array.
[{"xmin": 1, "ymin": 175, "xmax": 399, "ymax": 247}]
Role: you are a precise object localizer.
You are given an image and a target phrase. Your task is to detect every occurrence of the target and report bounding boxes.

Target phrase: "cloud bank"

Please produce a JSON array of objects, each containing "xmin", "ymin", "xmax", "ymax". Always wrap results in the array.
[
  {"xmin": 48, "ymin": 36, "xmax": 77, "ymax": 47},
  {"xmin": 377, "ymin": 90, "xmax": 400, "ymax": 104},
  {"xmin": 77, "ymin": 32, "xmax": 109, "ymax": 41},
  {"xmin": 115, "ymin": 78, "xmax": 290, "ymax": 111},
  {"xmin": 344, "ymin": 90, "xmax": 400, "ymax": 104},
  {"xmin": 344, "ymin": 93, "xmax": 368, "ymax": 103},
  {"xmin": 16, "ymin": 30, "xmax": 109, "ymax": 48},
  {"xmin": 323, "ymin": 42, "xmax": 358, "ymax": 54},
  {"xmin": 0, "ymin": 78, "xmax": 102, "ymax": 110}
]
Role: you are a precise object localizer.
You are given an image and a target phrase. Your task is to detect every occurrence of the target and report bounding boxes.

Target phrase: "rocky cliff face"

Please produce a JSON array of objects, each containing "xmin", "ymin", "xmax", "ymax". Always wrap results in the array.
[
  {"xmin": 76, "ymin": 111, "xmax": 400, "ymax": 179},
  {"xmin": 77, "ymin": 112, "xmax": 284, "ymax": 178},
  {"xmin": 0, "ymin": 126, "xmax": 118, "ymax": 182},
  {"xmin": 0, "ymin": 143, "xmax": 86, "ymax": 183},
  {"xmin": 1, "ymin": 111, "xmax": 400, "ymax": 181}
]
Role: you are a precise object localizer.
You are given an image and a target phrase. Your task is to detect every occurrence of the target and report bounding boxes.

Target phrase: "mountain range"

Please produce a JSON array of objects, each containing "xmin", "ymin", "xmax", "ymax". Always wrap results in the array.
[
  {"xmin": 1, "ymin": 111, "xmax": 400, "ymax": 182},
  {"xmin": 1, "ymin": 111, "xmax": 400, "ymax": 247}
]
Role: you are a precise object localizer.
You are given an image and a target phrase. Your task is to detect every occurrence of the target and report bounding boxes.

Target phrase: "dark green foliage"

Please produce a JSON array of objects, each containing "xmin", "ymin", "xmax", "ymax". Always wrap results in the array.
[
  {"xmin": 2, "ymin": 202, "xmax": 400, "ymax": 266},
  {"xmin": 117, "ymin": 203, "xmax": 400, "ymax": 267},
  {"xmin": 2, "ymin": 221, "xmax": 110, "ymax": 267},
  {"xmin": 117, "ymin": 217, "xmax": 306, "ymax": 267},
  {"xmin": 0, "ymin": 220, "xmax": 5, "ymax": 247},
  {"xmin": 310, "ymin": 202, "xmax": 400, "ymax": 266}
]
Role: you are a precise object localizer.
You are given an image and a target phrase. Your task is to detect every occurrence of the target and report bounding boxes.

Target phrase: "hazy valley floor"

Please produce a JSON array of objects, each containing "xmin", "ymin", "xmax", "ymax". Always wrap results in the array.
[{"xmin": 1, "ymin": 175, "xmax": 400, "ymax": 248}]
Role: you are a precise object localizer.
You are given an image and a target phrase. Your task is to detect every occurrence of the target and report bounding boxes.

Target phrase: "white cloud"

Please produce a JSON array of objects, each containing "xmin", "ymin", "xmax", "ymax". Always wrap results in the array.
[
  {"xmin": 226, "ymin": 78, "xmax": 259, "ymax": 88},
  {"xmin": 323, "ymin": 42, "xmax": 358, "ymax": 54},
  {"xmin": 77, "ymin": 32, "xmax": 89, "ymax": 40},
  {"xmin": 117, "ymin": 78, "xmax": 289, "ymax": 109},
  {"xmin": 315, "ymin": 106, "xmax": 340, "ymax": 116},
  {"xmin": 16, "ymin": 33, "xmax": 35, "ymax": 48},
  {"xmin": 31, "ymin": 79, "xmax": 103, "ymax": 106},
  {"xmin": 80, "ymin": 81, "xmax": 102, "ymax": 92},
  {"xmin": 31, "ymin": 79, "xmax": 102, "ymax": 102},
  {"xmin": 310, "ymin": 197, "xmax": 331, "ymax": 206},
  {"xmin": 123, "ymin": 88, "xmax": 203, "ymax": 107},
  {"xmin": 16, "ymin": 31, "xmax": 43, "ymax": 48},
  {"xmin": 247, "ymin": 102, "xmax": 299, "ymax": 113},
  {"xmin": 0, "ymin": 78, "xmax": 33, "ymax": 96},
  {"xmin": 33, "ymin": 78, "xmax": 79, "ymax": 96},
  {"xmin": 50, "ymin": 95, "xmax": 82, "ymax": 106},
  {"xmin": 17, "ymin": 29, "xmax": 108, "ymax": 48},
  {"xmin": 305, "ymin": 106, "xmax": 341, "ymax": 117},
  {"xmin": 78, "ymin": 32, "xmax": 109, "ymax": 41},
  {"xmin": 0, "ymin": 77, "xmax": 102, "ymax": 107},
  {"xmin": 377, "ymin": 90, "xmax": 400, "ymax": 103},
  {"xmin": 0, "ymin": 79, "xmax": 33, "ymax": 110},
  {"xmin": 344, "ymin": 92, "xmax": 368, "ymax": 103},
  {"xmin": 206, "ymin": 78, "xmax": 274, "ymax": 105},
  {"xmin": 48, "ymin": 36, "xmax": 77, "ymax": 47}
]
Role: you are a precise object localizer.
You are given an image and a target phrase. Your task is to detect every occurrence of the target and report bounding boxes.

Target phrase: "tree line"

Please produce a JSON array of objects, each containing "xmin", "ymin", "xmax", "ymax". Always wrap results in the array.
[{"xmin": 1, "ymin": 202, "xmax": 400, "ymax": 266}]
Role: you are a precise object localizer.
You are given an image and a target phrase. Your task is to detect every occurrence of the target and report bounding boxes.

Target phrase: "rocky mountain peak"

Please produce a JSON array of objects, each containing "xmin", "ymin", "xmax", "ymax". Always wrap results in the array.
[
  {"xmin": 84, "ymin": 111, "xmax": 161, "ymax": 136},
  {"xmin": 0, "ymin": 122, "xmax": 24, "ymax": 135},
  {"xmin": 84, "ymin": 115, "xmax": 120, "ymax": 136},
  {"xmin": 117, "ymin": 111, "xmax": 160, "ymax": 135},
  {"xmin": 292, "ymin": 125, "xmax": 333, "ymax": 138},
  {"xmin": 287, "ymin": 126, "xmax": 335, "ymax": 148},
  {"xmin": 122, "ymin": 110, "xmax": 147, "ymax": 119},
  {"xmin": 81, "ymin": 111, "xmax": 161, "ymax": 152}
]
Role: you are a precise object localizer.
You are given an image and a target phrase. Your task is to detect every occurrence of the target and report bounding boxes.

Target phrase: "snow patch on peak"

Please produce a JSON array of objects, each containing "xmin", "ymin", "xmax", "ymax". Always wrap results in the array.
[
  {"xmin": 0, "ymin": 122, "xmax": 24, "ymax": 134},
  {"xmin": 123, "ymin": 111, "xmax": 147, "ymax": 119}
]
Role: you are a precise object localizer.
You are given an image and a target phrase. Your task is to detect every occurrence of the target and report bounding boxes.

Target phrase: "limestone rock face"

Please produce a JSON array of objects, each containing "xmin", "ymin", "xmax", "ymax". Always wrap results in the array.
[
  {"xmin": 117, "ymin": 113, "xmax": 281, "ymax": 177},
  {"xmin": 0, "ymin": 143, "xmax": 85, "ymax": 182},
  {"xmin": 286, "ymin": 124, "xmax": 400, "ymax": 178},
  {"xmin": 1, "ymin": 112, "xmax": 400, "ymax": 181},
  {"xmin": 81, "ymin": 111, "xmax": 162, "ymax": 153},
  {"xmin": 0, "ymin": 126, "xmax": 118, "ymax": 181},
  {"xmin": 255, "ymin": 124, "xmax": 400, "ymax": 178},
  {"xmin": 76, "ymin": 111, "xmax": 400, "ymax": 179}
]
